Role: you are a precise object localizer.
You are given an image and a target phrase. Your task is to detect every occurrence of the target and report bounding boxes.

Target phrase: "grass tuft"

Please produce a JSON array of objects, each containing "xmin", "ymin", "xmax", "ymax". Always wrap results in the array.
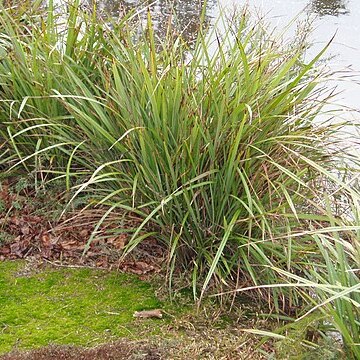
[{"xmin": 0, "ymin": 2, "xmax": 359, "ymax": 357}]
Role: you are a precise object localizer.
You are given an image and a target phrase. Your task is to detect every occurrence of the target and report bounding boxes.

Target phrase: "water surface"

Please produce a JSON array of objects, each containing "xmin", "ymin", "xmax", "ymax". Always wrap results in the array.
[
  {"xmin": 93, "ymin": 0, "xmax": 359, "ymax": 113},
  {"xmin": 222, "ymin": 1, "xmax": 360, "ymax": 112}
]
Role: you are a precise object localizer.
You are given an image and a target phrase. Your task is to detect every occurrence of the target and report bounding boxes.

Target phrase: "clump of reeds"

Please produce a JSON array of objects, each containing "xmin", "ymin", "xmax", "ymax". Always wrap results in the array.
[{"xmin": 0, "ymin": 1, "xmax": 359, "ymax": 357}]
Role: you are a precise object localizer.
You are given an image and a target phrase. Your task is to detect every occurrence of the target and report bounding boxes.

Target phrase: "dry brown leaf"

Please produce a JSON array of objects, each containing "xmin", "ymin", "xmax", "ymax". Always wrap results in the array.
[
  {"xmin": 9, "ymin": 236, "xmax": 29, "ymax": 257},
  {"xmin": 20, "ymin": 223, "xmax": 30, "ymax": 236},
  {"xmin": 61, "ymin": 240, "xmax": 83, "ymax": 251},
  {"xmin": 79, "ymin": 229, "xmax": 90, "ymax": 238},
  {"xmin": 106, "ymin": 234, "xmax": 128, "ymax": 250},
  {"xmin": 41, "ymin": 233, "xmax": 51, "ymax": 247}
]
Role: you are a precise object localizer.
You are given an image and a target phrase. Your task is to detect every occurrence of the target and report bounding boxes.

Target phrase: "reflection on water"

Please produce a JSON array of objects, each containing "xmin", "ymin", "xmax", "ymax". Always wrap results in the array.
[
  {"xmin": 309, "ymin": 0, "xmax": 349, "ymax": 16},
  {"xmin": 2, "ymin": 0, "xmax": 214, "ymax": 45},
  {"xmin": 94, "ymin": 0, "xmax": 215, "ymax": 44},
  {"xmin": 94, "ymin": 0, "xmax": 352, "ymax": 25},
  {"xmin": 8, "ymin": 0, "xmax": 352, "ymax": 44},
  {"xmin": 91, "ymin": 0, "xmax": 351, "ymax": 44}
]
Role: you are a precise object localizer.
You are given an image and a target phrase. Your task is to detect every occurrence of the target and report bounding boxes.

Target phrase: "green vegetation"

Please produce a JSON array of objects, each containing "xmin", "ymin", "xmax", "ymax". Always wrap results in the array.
[
  {"xmin": 0, "ymin": 260, "xmax": 268, "ymax": 359},
  {"xmin": 0, "ymin": 1, "xmax": 359, "ymax": 358},
  {"xmin": 0, "ymin": 261, "xmax": 163, "ymax": 353}
]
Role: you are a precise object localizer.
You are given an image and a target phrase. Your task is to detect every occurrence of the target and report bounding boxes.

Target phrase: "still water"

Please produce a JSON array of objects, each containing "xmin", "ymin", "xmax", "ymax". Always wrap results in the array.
[
  {"xmin": 223, "ymin": 1, "xmax": 360, "ymax": 113},
  {"xmin": 93, "ymin": 0, "xmax": 360, "ymax": 115}
]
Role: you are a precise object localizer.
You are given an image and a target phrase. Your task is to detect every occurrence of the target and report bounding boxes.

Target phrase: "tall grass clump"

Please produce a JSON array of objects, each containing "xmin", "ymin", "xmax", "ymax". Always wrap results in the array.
[{"xmin": 0, "ymin": 2, "xmax": 359, "ymax": 357}]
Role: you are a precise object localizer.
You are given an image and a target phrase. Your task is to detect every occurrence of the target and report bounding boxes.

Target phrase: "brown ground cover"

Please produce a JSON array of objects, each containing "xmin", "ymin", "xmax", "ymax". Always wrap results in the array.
[
  {"xmin": 0, "ymin": 178, "xmax": 164, "ymax": 276},
  {"xmin": 0, "ymin": 341, "xmax": 162, "ymax": 360}
]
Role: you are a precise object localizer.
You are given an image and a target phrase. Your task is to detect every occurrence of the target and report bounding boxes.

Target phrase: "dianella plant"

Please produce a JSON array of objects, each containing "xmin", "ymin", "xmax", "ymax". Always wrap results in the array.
[{"xmin": 0, "ymin": 1, "xmax": 359, "ymax": 357}]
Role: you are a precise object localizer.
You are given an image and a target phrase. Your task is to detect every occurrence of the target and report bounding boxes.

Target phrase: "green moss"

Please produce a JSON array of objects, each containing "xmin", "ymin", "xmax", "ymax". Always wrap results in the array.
[{"xmin": 0, "ymin": 261, "xmax": 165, "ymax": 353}]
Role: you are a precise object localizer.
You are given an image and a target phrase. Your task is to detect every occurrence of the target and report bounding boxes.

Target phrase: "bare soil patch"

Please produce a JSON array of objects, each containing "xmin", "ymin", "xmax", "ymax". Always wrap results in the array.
[{"xmin": 0, "ymin": 341, "xmax": 162, "ymax": 360}]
